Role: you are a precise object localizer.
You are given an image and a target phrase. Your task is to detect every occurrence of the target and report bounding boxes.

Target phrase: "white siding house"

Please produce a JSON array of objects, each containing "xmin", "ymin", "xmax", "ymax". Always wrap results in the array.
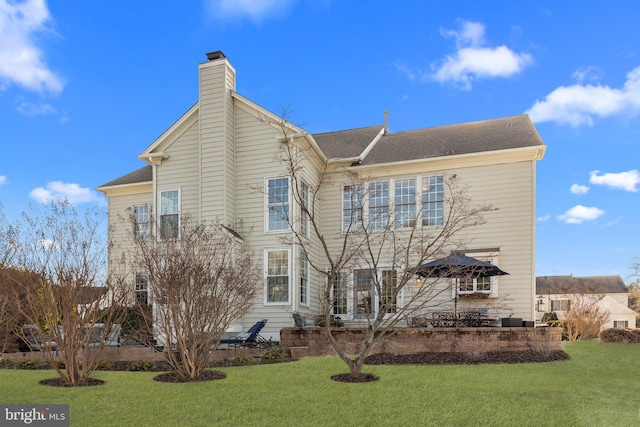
[{"xmin": 98, "ymin": 51, "xmax": 547, "ymax": 340}]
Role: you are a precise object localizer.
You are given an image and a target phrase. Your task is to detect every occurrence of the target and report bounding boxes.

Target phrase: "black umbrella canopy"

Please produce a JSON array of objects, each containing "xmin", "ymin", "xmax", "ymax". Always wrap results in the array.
[{"xmin": 415, "ymin": 254, "xmax": 509, "ymax": 279}]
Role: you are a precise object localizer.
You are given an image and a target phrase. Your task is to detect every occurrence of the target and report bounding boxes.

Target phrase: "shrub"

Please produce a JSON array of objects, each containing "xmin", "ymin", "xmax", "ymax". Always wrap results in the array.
[
  {"xmin": 95, "ymin": 359, "xmax": 113, "ymax": 370},
  {"xmin": 232, "ymin": 355, "xmax": 256, "ymax": 365},
  {"xmin": 0, "ymin": 358, "xmax": 14, "ymax": 369},
  {"xmin": 128, "ymin": 360, "xmax": 156, "ymax": 371},
  {"xmin": 15, "ymin": 360, "xmax": 39, "ymax": 370},
  {"xmin": 599, "ymin": 328, "xmax": 640, "ymax": 343},
  {"xmin": 261, "ymin": 350, "xmax": 283, "ymax": 361},
  {"xmin": 56, "ymin": 359, "xmax": 65, "ymax": 370}
]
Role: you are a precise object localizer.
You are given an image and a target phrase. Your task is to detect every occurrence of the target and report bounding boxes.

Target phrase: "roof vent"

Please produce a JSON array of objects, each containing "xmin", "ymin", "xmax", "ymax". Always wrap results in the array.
[{"xmin": 206, "ymin": 51, "xmax": 226, "ymax": 61}]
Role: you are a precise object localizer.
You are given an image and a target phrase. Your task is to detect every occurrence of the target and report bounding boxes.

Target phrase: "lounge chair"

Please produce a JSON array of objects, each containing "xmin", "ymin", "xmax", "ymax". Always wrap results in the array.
[
  {"xmin": 104, "ymin": 324, "xmax": 122, "ymax": 347},
  {"xmin": 219, "ymin": 319, "xmax": 269, "ymax": 350}
]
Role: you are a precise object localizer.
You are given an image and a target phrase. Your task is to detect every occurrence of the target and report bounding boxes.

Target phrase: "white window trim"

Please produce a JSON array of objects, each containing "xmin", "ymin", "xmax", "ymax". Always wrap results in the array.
[
  {"xmin": 349, "ymin": 266, "xmax": 404, "ymax": 321},
  {"xmin": 264, "ymin": 247, "xmax": 291, "ymax": 306},
  {"xmin": 453, "ymin": 255, "xmax": 500, "ymax": 298},
  {"xmin": 134, "ymin": 272, "xmax": 150, "ymax": 306},
  {"xmin": 265, "ymin": 176, "xmax": 291, "ymax": 233},
  {"xmin": 300, "ymin": 181, "xmax": 311, "ymax": 238},
  {"xmin": 299, "ymin": 248, "xmax": 310, "ymax": 307},
  {"xmin": 132, "ymin": 203, "xmax": 152, "ymax": 240},
  {"xmin": 342, "ymin": 183, "xmax": 364, "ymax": 233},
  {"xmin": 341, "ymin": 175, "xmax": 446, "ymax": 233},
  {"xmin": 158, "ymin": 188, "xmax": 181, "ymax": 241}
]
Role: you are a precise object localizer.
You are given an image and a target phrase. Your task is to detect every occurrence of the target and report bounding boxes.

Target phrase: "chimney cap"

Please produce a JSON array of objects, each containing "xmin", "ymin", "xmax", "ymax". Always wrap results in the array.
[{"xmin": 206, "ymin": 51, "xmax": 226, "ymax": 61}]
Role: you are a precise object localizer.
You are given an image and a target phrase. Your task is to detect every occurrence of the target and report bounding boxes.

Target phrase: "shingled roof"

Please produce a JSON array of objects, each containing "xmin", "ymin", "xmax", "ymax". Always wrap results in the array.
[
  {"xmin": 536, "ymin": 275, "xmax": 628, "ymax": 295},
  {"xmin": 100, "ymin": 114, "xmax": 543, "ymax": 188},
  {"xmin": 336, "ymin": 114, "xmax": 543, "ymax": 166},
  {"xmin": 312, "ymin": 125, "xmax": 383, "ymax": 159},
  {"xmin": 99, "ymin": 165, "xmax": 152, "ymax": 188}
]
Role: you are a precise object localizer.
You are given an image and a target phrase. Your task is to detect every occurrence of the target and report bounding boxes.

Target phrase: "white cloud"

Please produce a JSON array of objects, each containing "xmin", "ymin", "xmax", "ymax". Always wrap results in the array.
[
  {"xmin": 557, "ymin": 205, "xmax": 605, "ymax": 224},
  {"xmin": 29, "ymin": 181, "xmax": 100, "ymax": 205},
  {"xmin": 0, "ymin": 0, "xmax": 63, "ymax": 94},
  {"xmin": 205, "ymin": 0, "xmax": 295, "ymax": 22},
  {"xmin": 527, "ymin": 66, "xmax": 640, "ymax": 126},
  {"xmin": 0, "ymin": 175, "xmax": 6, "ymax": 187},
  {"xmin": 428, "ymin": 20, "xmax": 533, "ymax": 90},
  {"xmin": 537, "ymin": 214, "xmax": 550, "ymax": 222},
  {"xmin": 589, "ymin": 169, "xmax": 640, "ymax": 192},
  {"xmin": 15, "ymin": 98, "xmax": 68, "ymax": 122},
  {"xmin": 570, "ymin": 184, "xmax": 590, "ymax": 194}
]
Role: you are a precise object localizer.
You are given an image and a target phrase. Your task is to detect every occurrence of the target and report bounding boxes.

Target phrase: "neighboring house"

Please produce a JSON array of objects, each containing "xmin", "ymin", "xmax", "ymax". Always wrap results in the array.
[
  {"xmin": 97, "ymin": 51, "xmax": 547, "ymax": 341},
  {"xmin": 536, "ymin": 275, "xmax": 637, "ymax": 329}
]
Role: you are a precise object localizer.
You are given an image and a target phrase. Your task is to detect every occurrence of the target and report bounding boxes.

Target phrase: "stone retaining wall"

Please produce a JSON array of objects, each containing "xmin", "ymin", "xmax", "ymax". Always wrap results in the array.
[{"xmin": 281, "ymin": 327, "xmax": 562, "ymax": 358}]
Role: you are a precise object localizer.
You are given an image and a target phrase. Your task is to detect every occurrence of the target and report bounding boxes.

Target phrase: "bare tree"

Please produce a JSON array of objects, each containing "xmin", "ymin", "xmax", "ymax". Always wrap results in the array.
[
  {"xmin": 264, "ymin": 115, "xmax": 495, "ymax": 378},
  {"xmin": 129, "ymin": 214, "xmax": 261, "ymax": 380},
  {"xmin": 1, "ymin": 200, "xmax": 127, "ymax": 385},
  {"xmin": 562, "ymin": 293, "xmax": 610, "ymax": 341}
]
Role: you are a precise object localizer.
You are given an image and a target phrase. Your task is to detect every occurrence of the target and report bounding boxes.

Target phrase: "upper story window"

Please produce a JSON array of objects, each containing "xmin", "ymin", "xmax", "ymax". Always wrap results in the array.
[
  {"xmin": 368, "ymin": 182, "xmax": 389, "ymax": 231},
  {"xmin": 133, "ymin": 205, "xmax": 150, "ymax": 239},
  {"xmin": 395, "ymin": 179, "xmax": 416, "ymax": 229},
  {"xmin": 159, "ymin": 189, "xmax": 180, "ymax": 240},
  {"xmin": 266, "ymin": 249, "xmax": 290, "ymax": 304},
  {"xmin": 342, "ymin": 175, "xmax": 444, "ymax": 232},
  {"xmin": 343, "ymin": 184, "xmax": 363, "ymax": 231},
  {"xmin": 300, "ymin": 181, "xmax": 310, "ymax": 237},
  {"xmin": 422, "ymin": 176, "xmax": 444, "ymax": 226},
  {"xmin": 266, "ymin": 177, "xmax": 290, "ymax": 232}
]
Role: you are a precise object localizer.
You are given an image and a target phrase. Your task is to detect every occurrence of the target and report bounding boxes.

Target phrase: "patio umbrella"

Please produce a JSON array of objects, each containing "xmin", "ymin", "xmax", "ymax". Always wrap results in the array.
[
  {"xmin": 415, "ymin": 253, "xmax": 509, "ymax": 279},
  {"xmin": 414, "ymin": 253, "xmax": 509, "ymax": 320}
]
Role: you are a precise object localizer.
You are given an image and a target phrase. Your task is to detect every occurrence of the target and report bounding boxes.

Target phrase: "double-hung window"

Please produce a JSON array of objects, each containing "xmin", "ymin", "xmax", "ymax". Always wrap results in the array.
[
  {"xmin": 133, "ymin": 205, "xmax": 150, "ymax": 239},
  {"xmin": 299, "ymin": 249, "xmax": 309, "ymax": 305},
  {"xmin": 395, "ymin": 179, "xmax": 416, "ymax": 229},
  {"xmin": 368, "ymin": 181, "xmax": 389, "ymax": 230},
  {"xmin": 422, "ymin": 176, "xmax": 444, "ymax": 226},
  {"xmin": 266, "ymin": 249, "xmax": 290, "ymax": 304},
  {"xmin": 267, "ymin": 178, "xmax": 290, "ymax": 232},
  {"xmin": 135, "ymin": 272, "xmax": 150, "ymax": 306},
  {"xmin": 343, "ymin": 184, "xmax": 363, "ymax": 231},
  {"xmin": 159, "ymin": 189, "xmax": 180, "ymax": 240},
  {"xmin": 300, "ymin": 181, "xmax": 310, "ymax": 237}
]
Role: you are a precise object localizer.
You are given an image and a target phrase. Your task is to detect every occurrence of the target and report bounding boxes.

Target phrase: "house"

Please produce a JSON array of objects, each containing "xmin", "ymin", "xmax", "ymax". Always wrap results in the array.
[
  {"xmin": 536, "ymin": 275, "xmax": 637, "ymax": 329},
  {"xmin": 97, "ymin": 51, "xmax": 547, "ymax": 341}
]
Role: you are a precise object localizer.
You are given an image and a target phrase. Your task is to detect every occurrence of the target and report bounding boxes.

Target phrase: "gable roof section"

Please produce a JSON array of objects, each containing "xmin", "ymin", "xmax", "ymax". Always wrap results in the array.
[
  {"xmin": 536, "ymin": 275, "xmax": 628, "ymax": 295},
  {"xmin": 313, "ymin": 125, "xmax": 384, "ymax": 160},
  {"xmin": 357, "ymin": 114, "xmax": 544, "ymax": 166},
  {"xmin": 98, "ymin": 165, "xmax": 152, "ymax": 188}
]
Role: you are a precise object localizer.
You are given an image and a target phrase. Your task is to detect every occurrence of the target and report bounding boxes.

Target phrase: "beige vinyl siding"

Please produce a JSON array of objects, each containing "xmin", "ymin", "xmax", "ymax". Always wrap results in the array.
[
  {"xmin": 199, "ymin": 59, "xmax": 236, "ymax": 224},
  {"xmin": 155, "ymin": 121, "xmax": 200, "ymax": 217},
  {"xmin": 319, "ymin": 158, "xmax": 537, "ymax": 321},
  {"xmin": 233, "ymin": 107, "xmax": 325, "ymax": 336},
  {"xmin": 105, "ymin": 189, "xmax": 153, "ymax": 304}
]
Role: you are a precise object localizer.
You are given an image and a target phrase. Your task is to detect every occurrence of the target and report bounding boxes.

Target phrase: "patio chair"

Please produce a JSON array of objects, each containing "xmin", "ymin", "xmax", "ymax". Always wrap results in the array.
[
  {"xmin": 292, "ymin": 312, "xmax": 315, "ymax": 327},
  {"xmin": 219, "ymin": 319, "xmax": 269, "ymax": 350}
]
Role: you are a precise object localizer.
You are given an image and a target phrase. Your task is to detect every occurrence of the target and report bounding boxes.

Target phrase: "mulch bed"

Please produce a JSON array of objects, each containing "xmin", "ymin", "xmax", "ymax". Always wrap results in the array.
[
  {"xmin": 153, "ymin": 370, "xmax": 226, "ymax": 382},
  {"xmin": 364, "ymin": 350, "xmax": 570, "ymax": 365},
  {"xmin": 331, "ymin": 373, "xmax": 380, "ymax": 383},
  {"xmin": 39, "ymin": 377, "xmax": 105, "ymax": 387}
]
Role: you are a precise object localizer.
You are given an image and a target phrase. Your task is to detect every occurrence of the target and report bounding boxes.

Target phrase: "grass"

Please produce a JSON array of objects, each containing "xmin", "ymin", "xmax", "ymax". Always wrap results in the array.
[{"xmin": 1, "ymin": 341, "xmax": 640, "ymax": 426}]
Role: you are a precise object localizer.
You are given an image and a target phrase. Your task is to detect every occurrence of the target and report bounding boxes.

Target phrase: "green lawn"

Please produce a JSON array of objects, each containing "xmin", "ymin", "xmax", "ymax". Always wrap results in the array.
[{"xmin": 1, "ymin": 341, "xmax": 639, "ymax": 426}]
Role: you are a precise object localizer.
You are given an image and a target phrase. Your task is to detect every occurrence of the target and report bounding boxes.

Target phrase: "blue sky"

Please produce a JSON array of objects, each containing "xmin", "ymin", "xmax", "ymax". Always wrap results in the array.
[{"xmin": 1, "ymin": 1, "xmax": 639, "ymax": 282}]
